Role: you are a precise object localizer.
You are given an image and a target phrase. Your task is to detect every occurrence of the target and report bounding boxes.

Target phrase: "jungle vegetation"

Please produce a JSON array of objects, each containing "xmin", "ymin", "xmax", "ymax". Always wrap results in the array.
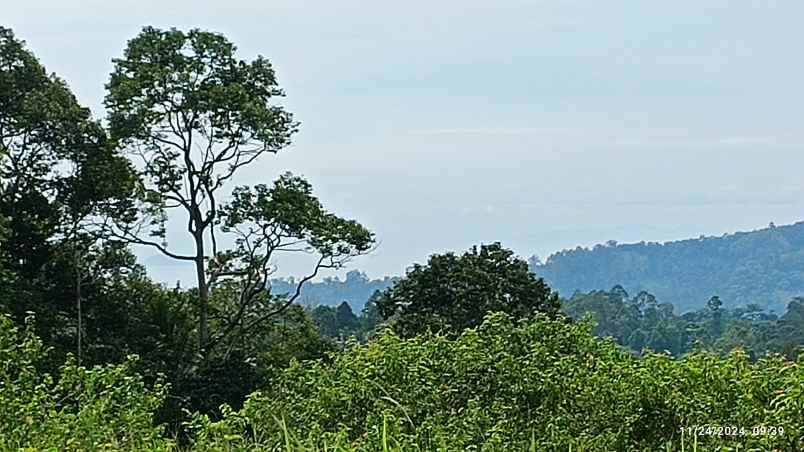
[{"xmin": 1, "ymin": 25, "xmax": 803, "ymax": 450}]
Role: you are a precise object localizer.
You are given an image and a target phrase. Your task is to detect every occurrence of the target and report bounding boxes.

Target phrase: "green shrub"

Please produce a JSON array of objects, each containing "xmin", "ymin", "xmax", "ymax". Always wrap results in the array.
[
  {"xmin": 0, "ymin": 314, "xmax": 173, "ymax": 450},
  {"xmin": 2, "ymin": 310, "xmax": 802, "ymax": 451}
]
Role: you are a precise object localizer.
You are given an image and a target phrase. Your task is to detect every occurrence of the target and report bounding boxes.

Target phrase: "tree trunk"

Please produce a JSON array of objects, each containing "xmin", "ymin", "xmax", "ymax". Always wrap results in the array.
[
  {"xmin": 75, "ymin": 239, "xmax": 82, "ymax": 366},
  {"xmin": 194, "ymin": 232, "xmax": 209, "ymax": 355}
]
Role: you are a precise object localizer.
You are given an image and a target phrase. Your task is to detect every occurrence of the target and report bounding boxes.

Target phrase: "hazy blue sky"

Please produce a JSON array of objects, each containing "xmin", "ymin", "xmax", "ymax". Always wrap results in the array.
[{"xmin": 6, "ymin": 0, "xmax": 804, "ymax": 283}]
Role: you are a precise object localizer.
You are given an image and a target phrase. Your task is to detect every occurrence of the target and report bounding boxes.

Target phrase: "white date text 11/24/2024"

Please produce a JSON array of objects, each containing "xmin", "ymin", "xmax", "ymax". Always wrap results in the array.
[{"xmin": 680, "ymin": 425, "xmax": 784, "ymax": 438}]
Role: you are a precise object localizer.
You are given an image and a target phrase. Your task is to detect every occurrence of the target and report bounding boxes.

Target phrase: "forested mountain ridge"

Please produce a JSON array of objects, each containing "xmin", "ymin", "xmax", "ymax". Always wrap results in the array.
[
  {"xmin": 276, "ymin": 222, "xmax": 804, "ymax": 314},
  {"xmin": 532, "ymin": 221, "xmax": 804, "ymax": 312}
]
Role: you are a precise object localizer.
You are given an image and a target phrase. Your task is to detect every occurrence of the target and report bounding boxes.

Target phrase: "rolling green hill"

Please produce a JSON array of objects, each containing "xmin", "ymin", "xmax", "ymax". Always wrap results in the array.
[{"xmin": 533, "ymin": 221, "xmax": 804, "ymax": 312}]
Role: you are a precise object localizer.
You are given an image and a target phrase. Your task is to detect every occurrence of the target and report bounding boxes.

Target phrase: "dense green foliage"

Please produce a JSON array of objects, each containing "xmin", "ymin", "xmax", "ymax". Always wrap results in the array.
[
  {"xmin": 534, "ymin": 222, "xmax": 804, "ymax": 312},
  {"xmin": 0, "ymin": 25, "xmax": 362, "ymax": 437},
  {"xmin": 8, "ymin": 308, "xmax": 804, "ymax": 451},
  {"xmin": 563, "ymin": 286, "xmax": 689, "ymax": 356},
  {"xmin": 192, "ymin": 313, "xmax": 804, "ymax": 451},
  {"xmin": 0, "ymin": 315, "xmax": 171, "ymax": 450},
  {"xmin": 309, "ymin": 300, "xmax": 382, "ymax": 341},
  {"xmin": 375, "ymin": 243, "xmax": 561, "ymax": 338},
  {"xmin": 0, "ymin": 25, "xmax": 137, "ymax": 367}
]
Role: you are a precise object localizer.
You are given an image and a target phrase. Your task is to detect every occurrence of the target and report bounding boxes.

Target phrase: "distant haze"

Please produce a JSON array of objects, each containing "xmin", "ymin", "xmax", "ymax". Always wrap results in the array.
[{"xmin": 7, "ymin": 1, "xmax": 804, "ymax": 284}]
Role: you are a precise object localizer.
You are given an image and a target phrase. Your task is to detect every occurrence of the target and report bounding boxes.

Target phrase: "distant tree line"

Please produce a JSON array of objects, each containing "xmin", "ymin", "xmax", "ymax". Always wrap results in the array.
[
  {"xmin": 564, "ymin": 286, "xmax": 804, "ymax": 359},
  {"xmin": 305, "ymin": 279, "xmax": 804, "ymax": 361},
  {"xmin": 270, "ymin": 270, "xmax": 397, "ymax": 311}
]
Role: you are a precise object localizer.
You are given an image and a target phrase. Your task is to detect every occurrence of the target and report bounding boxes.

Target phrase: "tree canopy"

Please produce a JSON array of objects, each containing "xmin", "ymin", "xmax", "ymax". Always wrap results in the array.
[
  {"xmin": 103, "ymin": 26, "xmax": 373, "ymax": 355},
  {"xmin": 0, "ymin": 26, "xmax": 137, "ymax": 364},
  {"xmin": 375, "ymin": 242, "xmax": 561, "ymax": 337}
]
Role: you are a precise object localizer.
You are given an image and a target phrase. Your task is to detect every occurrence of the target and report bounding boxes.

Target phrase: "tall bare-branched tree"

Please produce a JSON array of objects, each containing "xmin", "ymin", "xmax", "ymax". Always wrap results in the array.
[{"xmin": 103, "ymin": 27, "xmax": 374, "ymax": 355}]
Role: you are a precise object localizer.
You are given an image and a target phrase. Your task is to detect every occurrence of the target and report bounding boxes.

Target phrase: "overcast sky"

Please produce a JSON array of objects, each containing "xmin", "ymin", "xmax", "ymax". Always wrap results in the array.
[{"xmin": 6, "ymin": 0, "xmax": 804, "ymax": 283}]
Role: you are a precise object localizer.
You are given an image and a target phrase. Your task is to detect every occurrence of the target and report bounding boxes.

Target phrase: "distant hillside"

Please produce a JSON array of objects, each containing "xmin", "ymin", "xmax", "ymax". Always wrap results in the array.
[
  {"xmin": 532, "ymin": 221, "xmax": 804, "ymax": 312},
  {"xmin": 270, "ymin": 270, "xmax": 398, "ymax": 311}
]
